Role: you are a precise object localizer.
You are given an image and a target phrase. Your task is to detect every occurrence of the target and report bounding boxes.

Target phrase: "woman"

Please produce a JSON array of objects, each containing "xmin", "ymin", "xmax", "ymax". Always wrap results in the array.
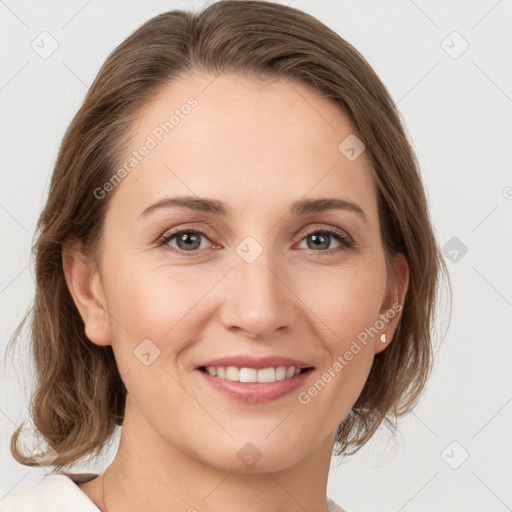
[{"xmin": 1, "ymin": 1, "xmax": 450, "ymax": 510}]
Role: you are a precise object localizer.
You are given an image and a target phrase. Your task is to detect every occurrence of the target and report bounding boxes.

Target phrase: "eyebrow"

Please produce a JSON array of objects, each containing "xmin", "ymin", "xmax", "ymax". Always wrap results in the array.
[{"xmin": 140, "ymin": 195, "xmax": 369, "ymax": 225}]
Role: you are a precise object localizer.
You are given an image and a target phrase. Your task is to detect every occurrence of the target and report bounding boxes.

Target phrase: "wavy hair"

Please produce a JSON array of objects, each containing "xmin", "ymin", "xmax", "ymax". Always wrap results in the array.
[{"xmin": 6, "ymin": 0, "xmax": 451, "ymax": 469}]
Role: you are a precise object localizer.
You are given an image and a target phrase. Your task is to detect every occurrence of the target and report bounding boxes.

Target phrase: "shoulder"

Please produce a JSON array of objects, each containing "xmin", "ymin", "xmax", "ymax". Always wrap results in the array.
[
  {"xmin": 0, "ymin": 473, "xmax": 101, "ymax": 512},
  {"xmin": 327, "ymin": 495, "xmax": 352, "ymax": 512},
  {"xmin": 0, "ymin": 476, "xmax": 348, "ymax": 512}
]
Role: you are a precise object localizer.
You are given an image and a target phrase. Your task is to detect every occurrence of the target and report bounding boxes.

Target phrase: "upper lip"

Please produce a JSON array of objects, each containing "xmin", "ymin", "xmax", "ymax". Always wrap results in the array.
[{"xmin": 197, "ymin": 355, "xmax": 314, "ymax": 370}]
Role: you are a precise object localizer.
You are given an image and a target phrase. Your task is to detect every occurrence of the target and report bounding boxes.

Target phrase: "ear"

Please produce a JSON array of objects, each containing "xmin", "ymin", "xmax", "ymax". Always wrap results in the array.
[
  {"xmin": 62, "ymin": 240, "xmax": 111, "ymax": 346},
  {"xmin": 374, "ymin": 251, "xmax": 409, "ymax": 355}
]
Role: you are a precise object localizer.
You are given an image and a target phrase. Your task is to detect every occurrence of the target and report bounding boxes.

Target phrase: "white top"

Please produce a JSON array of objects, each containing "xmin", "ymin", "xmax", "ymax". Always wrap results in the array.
[{"xmin": 0, "ymin": 473, "xmax": 350, "ymax": 512}]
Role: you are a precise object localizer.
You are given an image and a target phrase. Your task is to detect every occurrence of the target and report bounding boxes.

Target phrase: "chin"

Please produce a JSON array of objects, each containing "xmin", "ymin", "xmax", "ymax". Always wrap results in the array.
[{"xmin": 191, "ymin": 435, "xmax": 309, "ymax": 474}]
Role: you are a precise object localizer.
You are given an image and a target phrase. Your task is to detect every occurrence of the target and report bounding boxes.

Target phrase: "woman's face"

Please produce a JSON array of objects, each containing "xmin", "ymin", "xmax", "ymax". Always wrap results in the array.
[{"xmin": 72, "ymin": 72, "xmax": 408, "ymax": 472}]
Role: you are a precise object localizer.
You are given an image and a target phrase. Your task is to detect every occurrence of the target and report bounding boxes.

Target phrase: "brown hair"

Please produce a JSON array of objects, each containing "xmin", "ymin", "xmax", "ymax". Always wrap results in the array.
[{"xmin": 6, "ymin": 0, "xmax": 451, "ymax": 469}]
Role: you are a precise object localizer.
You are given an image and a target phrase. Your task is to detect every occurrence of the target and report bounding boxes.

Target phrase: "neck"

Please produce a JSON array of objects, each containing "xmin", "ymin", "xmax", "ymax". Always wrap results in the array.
[{"xmin": 100, "ymin": 396, "xmax": 335, "ymax": 512}]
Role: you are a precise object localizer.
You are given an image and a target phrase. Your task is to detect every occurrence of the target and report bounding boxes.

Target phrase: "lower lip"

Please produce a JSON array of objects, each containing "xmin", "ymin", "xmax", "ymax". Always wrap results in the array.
[{"xmin": 196, "ymin": 368, "xmax": 314, "ymax": 404}]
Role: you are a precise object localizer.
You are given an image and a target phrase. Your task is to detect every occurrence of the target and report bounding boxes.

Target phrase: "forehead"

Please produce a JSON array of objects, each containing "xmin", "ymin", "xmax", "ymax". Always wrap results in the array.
[{"xmin": 108, "ymin": 72, "xmax": 378, "ymax": 227}]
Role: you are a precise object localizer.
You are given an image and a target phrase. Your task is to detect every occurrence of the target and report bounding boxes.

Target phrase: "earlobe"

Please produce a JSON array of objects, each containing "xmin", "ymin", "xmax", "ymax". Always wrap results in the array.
[
  {"xmin": 374, "ymin": 251, "xmax": 409, "ymax": 354},
  {"xmin": 62, "ymin": 240, "xmax": 111, "ymax": 346}
]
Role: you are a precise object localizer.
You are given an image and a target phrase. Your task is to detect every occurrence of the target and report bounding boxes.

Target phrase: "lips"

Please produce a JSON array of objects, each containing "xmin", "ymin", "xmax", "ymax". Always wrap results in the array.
[
  {"xmin": 194, "ymin": 354, "xmax": 315, "ymax": 403},
  {"xmin": 196, "ymin": 355, "xmax": 314, "ymax": 370},
  {"xmin": 196, "ymin": 365, "xmax": 314, "ymax": 403}
]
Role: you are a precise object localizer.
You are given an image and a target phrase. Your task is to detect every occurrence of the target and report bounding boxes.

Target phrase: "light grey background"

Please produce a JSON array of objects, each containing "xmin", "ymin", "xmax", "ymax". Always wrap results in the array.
[{"xmin": 1, "ymin": 1, "xmax": 511, "ymax": 511}]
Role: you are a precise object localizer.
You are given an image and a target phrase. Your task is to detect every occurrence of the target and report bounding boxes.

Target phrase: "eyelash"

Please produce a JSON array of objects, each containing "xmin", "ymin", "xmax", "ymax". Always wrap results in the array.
[{"xmin": 157, "ymin": 226, "xmax": 354, "ymax": 257}]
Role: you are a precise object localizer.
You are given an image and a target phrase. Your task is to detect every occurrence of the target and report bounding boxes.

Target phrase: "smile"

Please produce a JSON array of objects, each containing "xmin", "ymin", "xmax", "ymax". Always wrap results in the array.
[
  {"xmin": 199, "ymin": 365, "xmax": 311, "ymax": 383},
  {"xmin": 196, "ymin": 365, "xmax": 315, "ymax": 403}
]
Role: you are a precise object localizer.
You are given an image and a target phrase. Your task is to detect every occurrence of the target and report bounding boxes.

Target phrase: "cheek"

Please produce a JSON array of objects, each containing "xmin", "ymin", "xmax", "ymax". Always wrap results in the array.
[
  {"xmin": 106, "ymin": 267, "xmax": 200, "ymax": 346},
  {"xmin": 97, "ymin": 245, "xmax": 385, "ymax": 461},
  {"xmin": 294, "ymin": 258, "xmax": 386, "ymax": 347},
  {"xmin": 104, "ymin": 247, "xmax": 386, "ymax": 364},
  {"xmin": 291, "ymin": 260, "xmax": 384, "ymax": 404},
  {"xmin": 99, "ymin": 248, "xmax": 181, "ymax": 350},
  {"xmin": 101, "ymin": 260, "xmax": 201, "ymax": 412},
  {"xmin": 103, "ymin": 240, "xmax": 187, "ymax": 315}
]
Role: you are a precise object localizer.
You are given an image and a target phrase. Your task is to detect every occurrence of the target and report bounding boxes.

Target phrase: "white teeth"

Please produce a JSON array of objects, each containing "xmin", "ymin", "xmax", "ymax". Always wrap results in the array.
[
  {"xmin": 204, "ymin": 365, "xmax": 304, "ymax": 383},
  {"xmin": 257, "ymin": 367, "xmax": 276, "ymax": 383},
  {"xmin": 239, "ymin": 368, "xmax": 257, "ymax": 382},
  {"xmin": 225, "ymin": 366, "xmax": 239, "ymax": 381},
  {"xmin": 275, "ymin": 366, "xmax": 286, "ymax": 381}
]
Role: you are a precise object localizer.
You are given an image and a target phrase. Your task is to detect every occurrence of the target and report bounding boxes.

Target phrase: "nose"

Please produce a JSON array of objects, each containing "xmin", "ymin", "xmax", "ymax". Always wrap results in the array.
[{"xmin": 218, "ymin": 250, "xmax": 296, "ymax": 340}]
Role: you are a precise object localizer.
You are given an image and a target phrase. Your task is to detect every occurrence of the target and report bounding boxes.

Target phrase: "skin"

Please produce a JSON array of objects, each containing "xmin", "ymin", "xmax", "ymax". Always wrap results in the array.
[{"xmin": 63, "ymin": 72, "xmax": 408, "ymax": 512}]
